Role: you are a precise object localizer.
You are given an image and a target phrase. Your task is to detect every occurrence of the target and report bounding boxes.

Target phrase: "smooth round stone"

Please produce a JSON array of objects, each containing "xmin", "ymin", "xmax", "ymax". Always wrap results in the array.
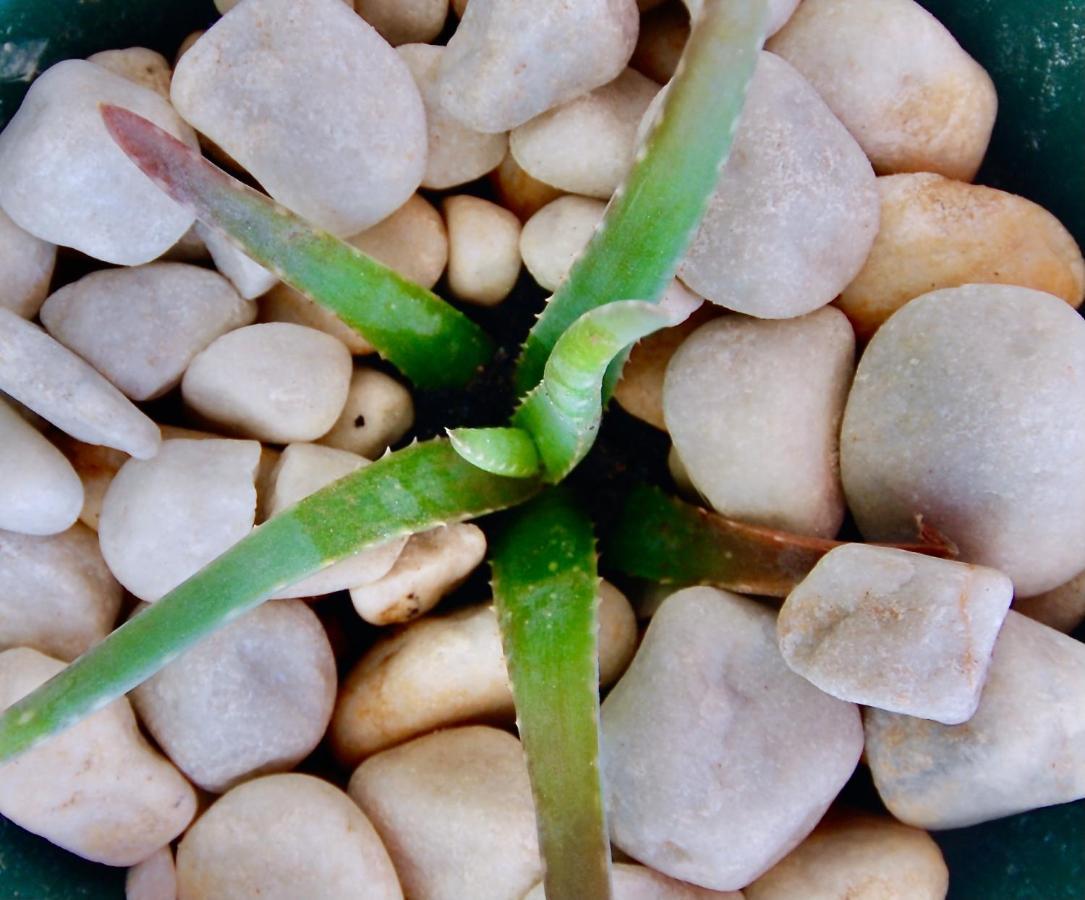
[
  {"xmin": 663, "ymin": 308, "xmax": 854, "ymax": 537},
  {"xmin": 183, "ymin": 323, "xmax": 352, "ymax": 443},
  {"xmin": 838, "ymin": 174, "xmax": 1085, "ymax": 340},
  {"xmin": 0, "ymin": 60, "xmax": 196, "ymax": 265},
  {"xmin": 349, "ymin": 727, "xmax": 541, "ymax": 900},
  {"xmin": 0, "ymin": 399, "xmax": 83, "ymax": 536},
  {"xmin": 260, "ymin": 287, "xmax": 374, "ymax": 355},
  {"xmin": 745, "ymin": 813, "xmax": 948, "ymax": 900},
  {"xmin": 349, "ymin": 523, "xmax": 487, "ymax": 625},
  {"xmin": 126, "ymin": 846, "xmax": 176, "ymax": 900},
  {"xmin": 677, "ymin": 52, "xmax": 879, "ymax": 319},
  {"xmin": 54, "ymin": 438, "xmax": 130, "ymax": 532},
  {"xmin": 398, "ymin": 45, "xmax": 508, "ymax": 190},
  {"xmin": 631, "ymin": 3, "xmax": 689, "ymax": 85},
  {"xmin": 489, "ymin": 150, "xmax": 564, "ymax": 221},
  {"xmin": 767, "ymin": 0, "xmax": 997, "ymax": 181},
  {"xmin": 197, "ymin": 225, "xmax": 278, "ymax": 300},
  {"xmin": 436, "ymin": 0, "xmax": 639, "ymax": 133},
  {"xmin": 350, "ymin": 194, "xmax": 449, "ymax": 289},
  {"xmin": 0, "ymin": 524, "xmax": 122, "ymax": 661},
  {"xmin": 357, "ymin": 0, "xmax": 448, "ymax": 45},
  {"xmin": 602, "ymin": 587, "xmax": 863, "ymax": 891},
  {"xmin": 526, "ymin": 863, "xmax": 742, "ymax": 899},
  {"xmin": 779, "ymin": 545, "xmax": 1013, "ymax": 724},
  {"xmin": 40, "ymin": 262, "xmax": 255, "ymax": 402},
  {"xmin": 99, "ymin": 438, "xmax": 260, "ymax": 602},
  {"xmin": 318, "ymin": 367, "xmax": 415, "ymax": 458},
  {"xmin": 88, "ymin": 47, "xmax": 172, "ymax": 98},
  {"xmin": 332, "ymin": 582, "xmax": 637, "ymax": 763},
  {"xmin": 0, "ymin": 310, "xmax": 161, "ymax": 460},
  {"xmin": 865, "ymin": 611, "xmax": 1085, "ymax": 829},
  {"xmin": 132, "ymin": 600, "xmax": 336, "ymax": 793},
  {"xmin": 0, "ymin": 648, "xmax": 196, "ymax": 866},
  {"xmin": 520, "ymin": 195, "xmax": 606, "ymax": 291},
  {"xmin": 0, "ymin": 206, "xmax": 56, "ymax": 319},
  {"xmin": 444, "ymin": 195, "xmax": 522, "ymax": 306},
  {"xmin": 1014, "ymin": 569, "xmax": 1085, "ymax": 635},
  {"xmin": 173, "ymin": 0, "xmax": 426, "ymax": 236},
  {"xmin": 841, "ymin": 284, "xmax": 1085, "ymax": 597},
  {"xmin": 176, "ymin": 774, "xmax": 402, "ymax": 900},
  {"xmin": 510, "ymin": 68, "xmax": 660, "ymax": 199}
]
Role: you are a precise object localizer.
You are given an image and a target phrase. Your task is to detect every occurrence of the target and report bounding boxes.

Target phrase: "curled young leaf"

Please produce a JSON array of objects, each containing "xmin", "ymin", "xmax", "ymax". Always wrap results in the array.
[{"xmin": 446, "ymin": 426, "xmax": 541, "ymax": 478}]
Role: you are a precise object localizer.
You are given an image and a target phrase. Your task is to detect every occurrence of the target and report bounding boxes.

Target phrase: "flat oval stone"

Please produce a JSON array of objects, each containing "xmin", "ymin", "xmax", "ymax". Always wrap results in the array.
[
  {"xmin": 602, "ymin": 587, "xmax": 863, "ymax": 891},
  {"xmin": 0, "ymin": 648, "xmax": 196, "ymax": 866},
  {"xmin": 317, "ymin": 367, "xmax": 415, "ymax": 458},
  {"xmin": 176, "ymin": 774, "xmax": 402, "ymax": 899},
  {"xmin": 132, "ymin": 599, "xmax": 336, "ymax": 793},
  {"xmin": 172, "ymin": 0, "xmax": 426, "ymax": 236},
  {"xmin": 349, "ymin": 727, "xmax": 541, "ymax": 900},
  {"xmin": 0, "ymin": 399, "xmax": 83, "ymax": 536},
  {"xmin": 520, "ymin": 195, "xmax": 606, "ymax": 292},
  {"xmin": 677, "ymin": 52, "xmax": 879, "ymax": 319},
  {"xmin": 182, "ymin": 323, "xmax": 352, "ymax": 444},
  {"xmin": 0, "ymin": 206, "xmax": 56, "ymax": 319},
  {"xmin": 0, "ymin": 60, "xmax": 195, "ymax": 265},
  {"xmin": 40, "ymin": 262, "xmax": 255, "ymax": 402},
  {"xmin": 663, "ymin": 308, "xmax": 855, "ymax": 537},
  {"xmin": 841, "ymin": 284, "xmax": 1085, "ymax": 597},
  {"xmin": 444, "ymin": 195, "xmax": 522, "ymax": 306},
  {"xmin": 99, "ymin": 438, "xmax": 260, "ymax": 602}
]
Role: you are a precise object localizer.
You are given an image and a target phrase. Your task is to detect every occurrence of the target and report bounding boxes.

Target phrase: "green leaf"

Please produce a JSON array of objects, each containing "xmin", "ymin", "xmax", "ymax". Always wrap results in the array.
[
  {"xmin": 491, "ymin": 488, "xmax": 611, "ymax": 900},
  {"xmin": 514, "ymin": 0, "xmax": 768, "ymax": 394},
  {"xmin": 0, "ymin": 441, "xmax": 539, "ymax": 764},
  {"xmin": 100, "ymin": 105, "xmax": 495, "ymax": 390},
  {"xmin": 446, "ymin": 426, "xmax": 541, "ymax": 478}
]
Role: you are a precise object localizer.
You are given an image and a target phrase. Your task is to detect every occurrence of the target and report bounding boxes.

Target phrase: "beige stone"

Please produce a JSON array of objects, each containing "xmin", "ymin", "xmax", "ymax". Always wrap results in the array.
[
  {"xmin": 260, "ymin": 286, "xmax": 375, "ymax": 355},
  {"xmin": 631, "ymin": 2, "xmax": 688, "ymax": 85},
  {"xmin": 444, "ymin": 195, "xmax": 522, "ymax": 305},
  {"xmin": 0, "ymin": 206, "xmax": 55, "ymax": 319},
  {"xmin": 53, "ymin": 438, "xmax": 128, "ymax": 532},
  {"xmin": 318, "ymin": 367, "xmax": 415, "ymax": 458},
  {"xmin": 126, "ymin": 846, "xmax": 176, "ymax": 900},
  {"xmin": 489, "ymin": 151, "xmax": 564, "ymax": 221},
  {"xmin": 520, "ymin": 195, "xmax": 606, "ymax": 292},
  {"xmin": 526, "ymin": 864, "xmax": 742, "ymax": 899},
  {"xmin": 198, "ymin": 225, "xmax": 278, "ymax": 300},
  {"xmin": 350, "ymin": 194, "xmax": 449, "ymax": 289},
  {"xmin": 88, "ymin": 47, "xmax": 172, "ymax": 99},
  {"xmin": 1014, "ymin": 569, "xmax": 1085, "ymax": 635},
  {"xmin": 356, "ymin": 0, "xmax": 448, "ymax": 45}
]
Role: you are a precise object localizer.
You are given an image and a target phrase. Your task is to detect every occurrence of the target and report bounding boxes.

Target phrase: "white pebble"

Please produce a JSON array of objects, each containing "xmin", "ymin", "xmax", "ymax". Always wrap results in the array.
[
  {"xmin": 349, "ymin": 727, "xmax": 542, "ymax": 900},
  {"xmin": 0, "ymin": 648, "xmax": 196, "ymax": 866},
  {"xmin": 767, "ymin": 0, "xmax": 997, "ymax": 181},
  {"xmin": 0, "ymin": 60, "xmax": 196, "ymax": 264},
  {"xmin": 1015, "ymin": 569, "xmax": 1085, "ymax": 635},
  {"xmin": 172, "ymin": 0, "xmax": 426, "ymax": 235},
  {"xmin": 490, "ymin": 150, "xmax": 564, "ymax": 221},
  {"xmin": 841, "ymin": 284, "xmax": 1085, "ymax": 597},
  {"xmin": 40, "ymin": 262, "xmax": 255, "ymax": 401},
  {"xmin": 176, "ymin": 774, "xmax": 402, "ymax": 900},
  {"xmin": 677, "ymin": 52, "xmax": 879, "ymax": 319},
  {"xmin": 98, "ymin": 438, "xmax": 260, "ymax": 602},
  {"xmin": 0, "ymin": 308, "xmax": 161, "ymax": 459},
  {"xmin": 444, "ymin": 195, "xmax": 522, "ymax": 305},
  {"xmin": 0, "ymin": 206, "xmax": 55, "ymax": 319},
  {"xmin": 260, "ymin": 287, "xmax": 375, "ymax": 356},
  {"xmin": 0, "ymin": 524, "xmax": 122, "ymax": 661},
  {"xmin": 318, "ymin": 367, "xmax": 415, "ymax": 458},
  {"xmin": 602, "ymin": 587, "xmax": 863, "ymax": 891},
  {"xmin": 520, "ymin": 195, "xmax": 606, "ymax": 291},
  {"xmin": 198, "ymin": 225, "xmax": 279, "ymax": 300},
  {"xmin": 357, "ymin": 0, "xmax": 448, "ymax": 45},
  {"xmin": 511, "ymin": 68, "xmax": 659, "ymax": 199},
  {"xmin": 131, "ymin": 600, "xmax": 336, "ymax": 793},
  {"xmin": 350, "ymin": 194, "xmax": 449, "ymax": 289},
  {"xmin": 437, "ymin": 0, "xmax": 639, "ymax": 133},
  {"xmin": 0, "ymin": 399, "xmax": 83, "ymax": 536},
  {"xmin": 126, "ymin": 846, "xmax": 176, "ymax": 900},
  {"xmin": 183, "ymin": 323, "xmax": 352, "ymax": 443},
  {"xmin": 54, "ymin": 438, "xmax": 130, "ymax": 532},
  {"xmin": 88, "ymin": 47, "xmax": 172, "ymax": 99}
]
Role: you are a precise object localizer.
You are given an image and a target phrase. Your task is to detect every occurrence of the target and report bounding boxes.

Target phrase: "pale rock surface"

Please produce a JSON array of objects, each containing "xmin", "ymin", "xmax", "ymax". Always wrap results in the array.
[
  {"xmin": 0, "ymin": 399, "xmax": 83, "ymax": 536},
  {"xmin": 520, "ymin": 195, "xmax": 605, "ymax": 291},
  {"xmin": 444, "ymin": 195, "xmax": 522, "ymax": 305},
  {"xmin": 131, "ymin": 599, "xmax": 336, "ymax": 793},
  {"xmin": 175, "ymin": 30, "xmax": 204, "ymax": 63},
  {"xmin": 333, "ymin": 582, "xmax": 637, "ymax": 763},
  {"xmin": 350, "ymin": 194, "xmax": 449, "ymax": 289},
  {"xmin": 0, "ymin": 524, "xmax": 122, "ymax": 661},
  {"xmin": 778, "ymin": 545, "xmax": 1013, "ymax": 723},
  {"xmin": 53, "ymin": 438, "xmax": 128, "ymax": 531},
  {"xmin": 1015, "ymin": 569, "xmax": 1085, "ymax": 635},
  {"xmin": 260, "ymin": 287, "xmax": 375, "ymax": 355},
  {"xmin": 176, "ymin": 774, "xmax": 402, "ymax": 900},
  {"xmin": 0, "ymin": 648, "xmax": 196, "ymax": 866},
  {"xmin": 838, "ymin": 174, "xmax": 1085, "ymax": 339},
  {"xmin": 745, "ymin": 812, "xmax": 948, "ymax": 900},
  {"xmin": 197, "ymin": 224, "xmax": 278, "ymax": 300},
  {"xmin": 173, "ymin": 0, "xmax": 426, "ymax": 235},
  {"xmin": 526, "ymin": 863, "xmax": 742, "ymax": 899},
  {"xmin": 88, "ymin": 47, "xmax": 172, "ymax": 99},
  {"xmin": 437, "ymin": 0, "xmax": 639, "ymax": 133},
  {"xmin": 511, "ymin": 68, "xmax": 659, "ymax": 198},
  {"xmin": 262, "ymin": 444, "xmax": 406, "ymax": 598},
  {"xmin": 397, "ymin": 44, "xmax": 507, "ymax": 190},
  {"xmin": 161, "ymin": 224, "xmax": 211, "ymax": 264},
  {"xmin": 319, "ymin": 367, "xmax": 415, "ymax": 458},
  {"xmin": 677, "ymin": 52, "xmax": 878, "ymax": 319},
  {"xmin": 865, "ymin": 611, "xmax": 1085, "ymax": 828},
  {"xmin": 841, "ymin": 284, "xmax": 1085, "ymax": 597},
  {"xmin": 490, "ymin": 151, "xmax": 564, "ymax": 221},
  {"xmin": 98, "ymin": 438, "xmax": 260, "ymax": 602},
  {"xmin": 0, "ymin": 60, "xmax": 195, "ymax": 264},
  {"xmin": 349, "ymin": 727, "xmax": 541, "ymax": 900},
  {"xmin": 357, "ymin": 0, "xmax": 448, "ymax": 45},
  {"xmin": 663, "ymin": 308, "xmax": 854, "ymax": 537},
  {"xmin": 349, "ymin": 523, "xmax": 487, "ymax": 625},
  {"xmin": 0, "ymin": 308, "xmax": 160, "ymax": 459},
  {"xmin": 767, "ymin": 0, "xmax": 997, "ymax": 181},
  {"xmin": 0, "ymin": 206, "xmax": 56, "ymax": 319},
  {"xmin": 40, "ymin": 263, "xmax": 255, "ymax": 401},
  {"xmin": 631, "ymin": 2, "xmax": 689, "ymax": 85},
  {"xmin": 183, "ymin": 323, "xmax": 352, "ymax": 443},
  {"xmin": 602, "ymin": 587, "xmax": 863, "ymax": 890},
  {"xmin": 126, "ymin": 846, "xmax": 177, "ymax": 900}
]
